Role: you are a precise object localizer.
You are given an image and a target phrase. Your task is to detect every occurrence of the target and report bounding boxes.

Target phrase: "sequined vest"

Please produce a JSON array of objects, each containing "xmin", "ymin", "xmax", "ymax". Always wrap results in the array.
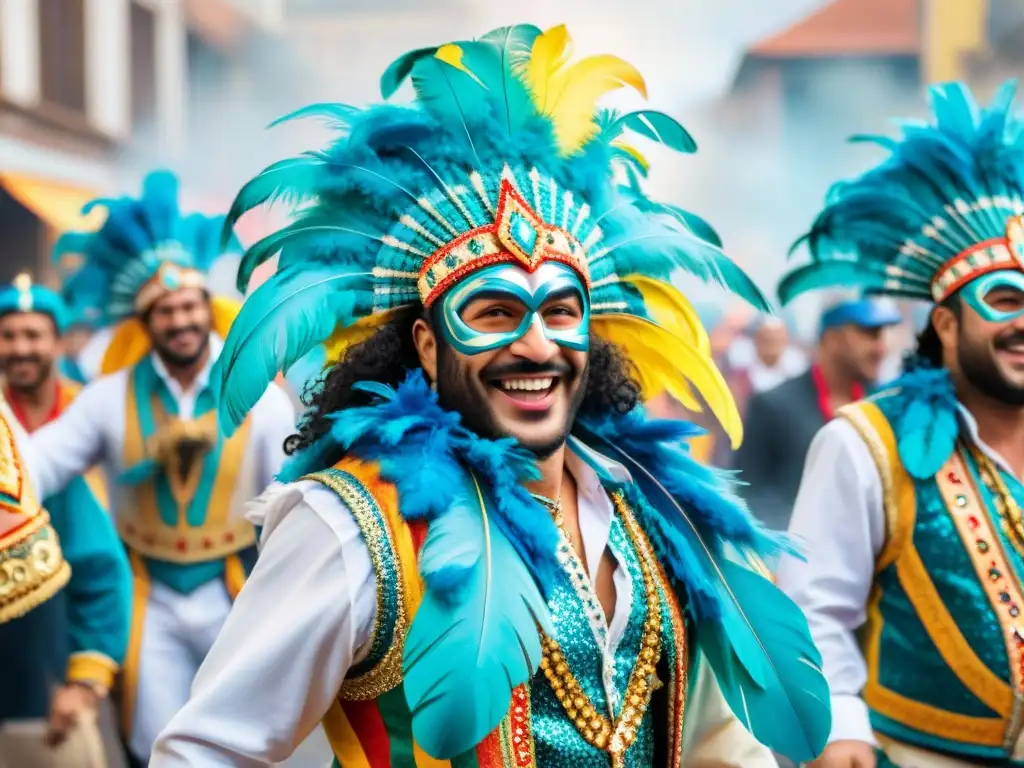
[
  {"xmin": 840, "ymin": 395, "xmax": 1024, "ymax": 763},
  {"xmin": 307, "ymin": 457, "xmax": 689, "ymax": 768}
]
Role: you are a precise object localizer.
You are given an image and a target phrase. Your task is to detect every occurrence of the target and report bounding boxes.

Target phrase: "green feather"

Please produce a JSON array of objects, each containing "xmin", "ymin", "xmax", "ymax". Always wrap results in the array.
[
  {"xmin": 381, "ymin": 46, "xmax": 439, "ymax": 99},
  {"xmin": 613, "ymin": 110, "xmax": 697, "ymax": 153},
  {"xmin": 403, "ymin": 474, "xmax": 553, "ymax": 759},
  {"xmin": 214, "ymin": 267, "xmax": 373, "ymax": 434}
]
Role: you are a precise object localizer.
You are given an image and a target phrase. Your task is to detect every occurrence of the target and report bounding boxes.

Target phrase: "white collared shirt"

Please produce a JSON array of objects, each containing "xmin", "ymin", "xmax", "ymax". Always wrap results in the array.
[
  {"xmin": 151, "ymin": 445, "xmax": 776, "ymax": 767},
  {"xmin": 24, "ymin": 334, "xmax": 296, "ymax": 519},
  {"xmin": 776, "ymin": 403, "xmax": 1015, "ymax": 747}
]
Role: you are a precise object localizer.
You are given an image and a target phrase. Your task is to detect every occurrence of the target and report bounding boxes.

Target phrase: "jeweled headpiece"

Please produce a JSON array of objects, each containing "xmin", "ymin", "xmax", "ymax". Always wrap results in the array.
[
  {"xmin": 217, "ymin": 24, "xmax": 770, "ymax": 442},
  {"xmin": 781, "ymin": 81, "xmax": 1024, "ymax": 306},
  {"xmin": 52, "ymin": 170, "xmax": 242, "ymax": 373}
]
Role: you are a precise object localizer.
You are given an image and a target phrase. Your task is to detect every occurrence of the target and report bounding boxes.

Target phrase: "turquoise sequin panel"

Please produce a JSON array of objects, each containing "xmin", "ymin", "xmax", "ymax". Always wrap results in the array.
[
  {"xmin": 867, "ymin": 393, "xmax": 1023, "ymax": 762},
  {"xmin": 531, "ymin": 513, "xmax": 666, "ymax": 766}
]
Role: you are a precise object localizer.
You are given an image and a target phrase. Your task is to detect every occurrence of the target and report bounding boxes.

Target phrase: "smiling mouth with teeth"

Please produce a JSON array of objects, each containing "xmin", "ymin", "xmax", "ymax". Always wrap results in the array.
[{"xmin": 493, "ymin": 376, "xmax": 558, "ymax": 402}]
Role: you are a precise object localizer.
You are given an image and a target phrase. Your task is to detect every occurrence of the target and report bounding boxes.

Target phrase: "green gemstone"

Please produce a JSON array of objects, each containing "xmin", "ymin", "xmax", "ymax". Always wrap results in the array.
[
  {"xmin": 425, "ymin": 271, "xmax": 437, "ymax": 288},
  {"xmin": 468, "ymin": 238, "xmax": 484, "ymax": 255},
  {"xmin": 547, "ymin": 233, "xmax": 556, "ymax": 245},
  {"xmin": 978, "ymin": 539, "xmax": 990, "ymax": 553},
  {"xmin": 444, "ymin": 253, "xmax": 459, "ymax": 268}
]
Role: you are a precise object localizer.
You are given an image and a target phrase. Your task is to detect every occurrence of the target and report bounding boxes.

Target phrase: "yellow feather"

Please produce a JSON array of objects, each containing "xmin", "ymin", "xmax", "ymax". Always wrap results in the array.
[
  {"xmin": 522, "ymin": 25, "xmax": 647, "ymax": 154},
  {"xmin": 521, "ymin": 24, "xmax": 572, "ymax": 113},
  {"xmin": 624, "ymin": 275, "xmax": 710, "ymax": 356},
  {"xmin": 325, "ymin": 310, "xmax": 396, "ymax": 363},
  {"xmin": 434, "ymin": 44, "xmax": 484, "ymax": 85},
  {"xmin": 593, "ymin": 314, "xmax": 743, "ymax": 448}
]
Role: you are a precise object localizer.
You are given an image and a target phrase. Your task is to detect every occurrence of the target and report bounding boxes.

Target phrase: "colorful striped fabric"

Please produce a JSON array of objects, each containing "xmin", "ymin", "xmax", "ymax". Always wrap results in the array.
[{"xmin": 316, "ymin": 458, "xmax": 535, "ymax": 767}]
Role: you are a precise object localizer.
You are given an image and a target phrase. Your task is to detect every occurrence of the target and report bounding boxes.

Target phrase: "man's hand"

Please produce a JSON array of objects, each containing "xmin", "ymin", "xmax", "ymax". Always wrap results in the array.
[
  {"xmin": 46, "ymin": 683, "xmax": 100, "ymax": 746},
  {"xmin": 809, "ymin": 740, "xmax": 877, "ymax": 768}
]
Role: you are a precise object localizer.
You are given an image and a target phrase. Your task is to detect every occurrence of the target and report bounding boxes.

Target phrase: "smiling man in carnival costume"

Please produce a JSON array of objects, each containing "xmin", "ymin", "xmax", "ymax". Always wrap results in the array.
[
  {"xmin": 152, "ymin": 23, "xmax": 831, "ymax": 768},
  {"xmin": 778, "ymin": 82, "xmax": 1024, "ymax": 768},
  {"xmin": 17, "ymin": 171, "xmax": 296, "ymax": 764},
  {"xmin": 0, "ymin": 280, "xmax": 129, "ymax": 766}
]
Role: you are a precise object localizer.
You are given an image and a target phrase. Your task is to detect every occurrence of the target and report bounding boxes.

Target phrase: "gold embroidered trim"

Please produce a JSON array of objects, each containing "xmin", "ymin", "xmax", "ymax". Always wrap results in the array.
[
  {"xmin": 306, "ymin": 468, "xmax": 408, "ymax": 701},
  {"xmin": 0, "ymin": 511, "xmax": 70, "ymax": 624},
  {"xmin": 837, "ymin": 401, "xmax": 915, "ymax": 572}
]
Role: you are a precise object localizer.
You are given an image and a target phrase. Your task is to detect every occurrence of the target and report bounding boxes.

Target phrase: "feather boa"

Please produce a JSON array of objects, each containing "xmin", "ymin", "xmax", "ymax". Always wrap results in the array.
[
  {"xmin": 887, "ymin": 360, "xmax": 960, "ymax": 480},
  {"xmin": 577, "ymin": 411, "xmax": 784, "ymax": 618},
  {"xmin": 282, "ymin": 370, "xmax": 781, "ymax": 616}
]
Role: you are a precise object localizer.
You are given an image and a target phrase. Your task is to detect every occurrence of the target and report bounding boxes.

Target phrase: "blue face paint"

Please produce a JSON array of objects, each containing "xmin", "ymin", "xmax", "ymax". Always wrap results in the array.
[
  {"xmin": 962, "ymin": 270, "xmax": 1024, "ymax": 323},
  {"xmin": 439, "ymin": 262, "xmax": 590, "ymax": 356}
]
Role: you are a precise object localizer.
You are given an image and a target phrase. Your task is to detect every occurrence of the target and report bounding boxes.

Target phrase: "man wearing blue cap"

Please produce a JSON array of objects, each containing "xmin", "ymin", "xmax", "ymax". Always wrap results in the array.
[
  {"xmin": 0, "ymin": 274, "xmax": 131, "ymax": 767},
  {"xmin": 734, "ymin": 297, "xmax": 901, "ymax": 531}
]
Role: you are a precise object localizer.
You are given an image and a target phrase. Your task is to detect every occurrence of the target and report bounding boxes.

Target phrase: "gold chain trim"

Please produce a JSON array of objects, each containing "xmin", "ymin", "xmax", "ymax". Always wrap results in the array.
[{"xmin": 538, "ymin": 492, "xmax": 662, "ymax": 767}]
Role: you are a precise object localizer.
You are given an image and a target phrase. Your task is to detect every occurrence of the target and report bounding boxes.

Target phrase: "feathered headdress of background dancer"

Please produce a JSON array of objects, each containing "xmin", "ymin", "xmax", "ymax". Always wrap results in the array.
[
  {"xmin": 217, "ymin": 24, "xmax": 831, "ymax": 764},
  {"xmin": 780, "ymin": 80, "xmax": 1024, "ymax": 306},
  {"xmin": 52, "ymin": 170, "xmax": 242, "ymax": 374},
  {"xmin": 217, "ymin": 23, "xmax": 770, "ymax": 448}
]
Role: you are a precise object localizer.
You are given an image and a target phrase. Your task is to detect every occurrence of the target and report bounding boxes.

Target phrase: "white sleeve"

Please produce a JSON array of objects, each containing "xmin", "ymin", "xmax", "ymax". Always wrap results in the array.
[
  {"xmin": 26, "ymin": 377, "xmax": 110, "ymax": 498},
  {"xmin": 775, "ymin": 418, "xmax": 886, "ymax": 747},
  {"xmin": 150, "ymin": 480, "xmax": 377, "ymax": 767},
  {"xmin": 253, "ymin": 383, "xmax": 297, "ymax": 489},
  {"xmin": 681, "ymin": 651, "xmax": 778, "ymax": 767}
]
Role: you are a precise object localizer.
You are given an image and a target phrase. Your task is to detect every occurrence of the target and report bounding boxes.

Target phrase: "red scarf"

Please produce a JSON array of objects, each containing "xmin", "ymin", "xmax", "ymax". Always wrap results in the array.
[
  {"xmin": 4, "ymin": 378, "xmax": 64, "ymax": 433},
  {"xmin": 812, "ymin": 364, "xmax": 864, "ymax": 421}
]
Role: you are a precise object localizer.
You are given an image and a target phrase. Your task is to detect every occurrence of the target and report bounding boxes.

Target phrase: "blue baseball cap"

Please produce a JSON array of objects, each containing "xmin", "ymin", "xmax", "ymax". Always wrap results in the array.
[{"xmin": 819, "ymin": 298, "xmax": 902, "ymax": 336}]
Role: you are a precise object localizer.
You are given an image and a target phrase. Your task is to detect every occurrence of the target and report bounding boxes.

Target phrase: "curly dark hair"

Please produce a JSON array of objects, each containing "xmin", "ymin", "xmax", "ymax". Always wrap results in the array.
[
  {"xmin": 909, "ymin": 293, "xmax": 960, "ymax": 370},
  {"xmin": 285, "ymin": 309, "xmax": 642, "ymax": 455}
]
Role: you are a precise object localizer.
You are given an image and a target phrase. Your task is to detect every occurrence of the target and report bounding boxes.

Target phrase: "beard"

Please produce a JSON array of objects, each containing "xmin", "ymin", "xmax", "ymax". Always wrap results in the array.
[
  {"xmin": 434, "ymin": 338, "xmax": 589, "ymax": 459},
  {"xmin": 959, "ymin": 327, "xmax": 1024, "ymax": 406},
  {"xmin": 3, "ymin": 355, "xmax": 53, "ymax": 393},
  {"xmin": 152, "ymin": 325, "xmax": 210, "ymax": 368}
]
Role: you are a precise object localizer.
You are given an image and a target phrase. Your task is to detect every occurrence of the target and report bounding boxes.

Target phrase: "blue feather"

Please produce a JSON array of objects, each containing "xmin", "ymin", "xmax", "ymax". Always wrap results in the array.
[
  {"xmin": 891, "ymin": 364, "xmax": 960, "ymax": 479},
  {"xmin": 403, "ymin": 474, "xmax": 553, "ymax": 759},
  {"xmin": 214, "ymin": 267, "xmax": 373, "ymax": 433},
  {"xmin": 573, "ymin": 424, "xmax": 830, "ymax": 763}
]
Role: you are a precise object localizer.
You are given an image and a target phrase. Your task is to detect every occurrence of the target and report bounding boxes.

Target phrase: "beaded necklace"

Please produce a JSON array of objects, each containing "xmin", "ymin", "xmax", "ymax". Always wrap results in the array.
[
  {"xmin": 532, "ymin": 492, "xmax": 663, "ymax": 767},
  {"xmin": 973, "ymin": 447, "xmax": 1024, "ymax": 560}
]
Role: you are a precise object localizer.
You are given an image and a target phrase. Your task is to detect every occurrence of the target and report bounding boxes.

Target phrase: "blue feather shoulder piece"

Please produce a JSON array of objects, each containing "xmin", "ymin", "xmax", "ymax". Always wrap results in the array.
[
  {"xmin": 573, "ymin": 412, "xmax": 831, "ymax": 763},
  {"xmin": 885, "ymin": 361, "xmax": 960, "ymax": 480}
]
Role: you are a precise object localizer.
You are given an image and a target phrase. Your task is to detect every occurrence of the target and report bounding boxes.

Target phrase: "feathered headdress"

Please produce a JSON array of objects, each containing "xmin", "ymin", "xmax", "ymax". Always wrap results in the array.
[
  {"xmin": 0, "ymin": 273, "xmax": 68, "ymax": 333},
  {"xmin": 781, "ymin": 80, "xmax": 1024, "ymax": 306},
  {"xmin": 216, "ymin": 23, "xmax": 769, "ymax": 445},
  {"xmin": 52, "ymin": 170, "xmax": 242, "ymax": 373}
]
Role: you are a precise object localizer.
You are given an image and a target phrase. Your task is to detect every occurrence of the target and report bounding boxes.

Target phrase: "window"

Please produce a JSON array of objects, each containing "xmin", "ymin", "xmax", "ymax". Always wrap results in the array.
[
  {"xmin": 38, "ymin": 0, "xmax": 87, "ymax": 114},
  {"xmin": 131, "ymin": 1, "xmax": 157, "ymax": 132}
]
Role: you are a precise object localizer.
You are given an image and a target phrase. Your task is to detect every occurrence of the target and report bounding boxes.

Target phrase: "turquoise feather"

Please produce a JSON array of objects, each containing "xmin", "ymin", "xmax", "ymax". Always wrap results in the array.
[
  {"xmin": 575, "ymin": 427, "xmax": 830, "ymax": 763},
  {"xmin": 380, "ymin": 46, "xmax": 439, "ymax": 99},
  {"xmin": 213, "ymin": 267, "xmax": 372, "ymax": 433},
  {"xmin": 454, "ymin": 26, "xmax": 540, "ymax": 134},
  {"xmin": 402, "ymin": 473, "xmax": 553, "ymax": 759},
  {"xmin": 612, "ymin": 110, "xmax": 697, "ymax": 153},
  {"xmin": 409, "ymin": 55, "xmax": 489, "ymax": 164},
  {"xmin": 267, "ymin": 102, "xmax": 359, "ymax": 129}
]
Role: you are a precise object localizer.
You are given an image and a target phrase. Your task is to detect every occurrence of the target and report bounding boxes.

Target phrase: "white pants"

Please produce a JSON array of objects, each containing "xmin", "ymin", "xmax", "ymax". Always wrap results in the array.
[{"xmin": 129, "ymin": 579, "xmax": 231, "ymax": 763}]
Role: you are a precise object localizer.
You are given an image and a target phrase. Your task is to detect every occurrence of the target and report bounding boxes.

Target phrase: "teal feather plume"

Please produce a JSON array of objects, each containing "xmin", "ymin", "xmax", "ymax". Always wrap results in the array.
[
  {"xmin": 267, "ymin": 102, "xmax": 360, "ymax": 129},
  {"xmin": 402, "ymin": 473, "xmax": 553, "ymax": 759},
  {"xmin": 452, "ymin": 26, "xmax": 540, "ymax": 135},
  {"xmin": 575, "ymin": 427, "xmax": 830, "ymax": 763},
  {"xmin": 409, "ymin": 55, "xmax": 488, "ymax": 164},
  {"xmin": 380, "ymin": 46, "xmax": 439, "ymax": 99},
  {"xmin": 612, "ymin": 110, "xmax": 697, "ymax": 153},
  {"xmin": 213, "ymin": 267, "xmax": 373, "ymax": 433}
]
